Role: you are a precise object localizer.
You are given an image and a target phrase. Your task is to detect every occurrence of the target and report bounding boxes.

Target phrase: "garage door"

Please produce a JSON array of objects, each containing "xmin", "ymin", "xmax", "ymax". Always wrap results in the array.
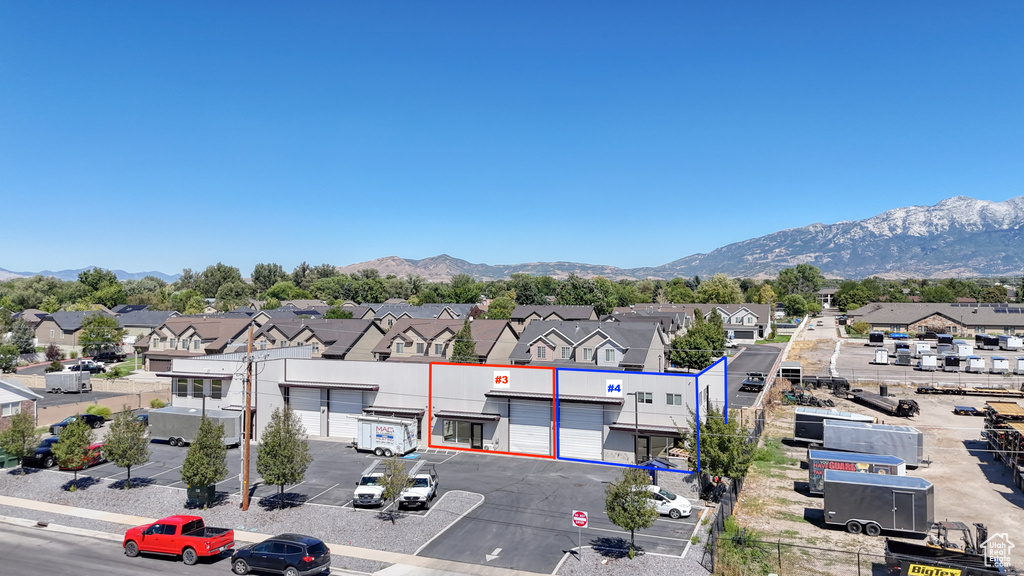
[
  {"xmin": 289, "ymin": 387, "xmax": 322, "ymax": 436},
  {"xmin": 509, "ymin": 401, "xmax": 551, "ymax": 455},
  {"xmin": 149, "ymin": 358, "xmax": 171, "ymax": 372},
  {"xmin": 558, "ymin": 403, "xmax": 603, "ymax": 461},
  {"xmin": 328, "ymin": 390, "xmax": 362, "ymax": 439}
]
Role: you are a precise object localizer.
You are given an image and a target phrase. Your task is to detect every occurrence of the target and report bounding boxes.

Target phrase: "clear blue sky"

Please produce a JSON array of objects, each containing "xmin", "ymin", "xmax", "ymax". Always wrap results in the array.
[{"xmin": 2, "ymin": 2, "xmax": 1022, "ymax": 275}]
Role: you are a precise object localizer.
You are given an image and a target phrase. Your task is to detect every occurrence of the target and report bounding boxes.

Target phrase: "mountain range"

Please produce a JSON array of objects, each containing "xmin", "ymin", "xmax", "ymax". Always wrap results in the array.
[{"xmin": 4, "ymin": 196, "xmax": 1023, "ymax": 282}]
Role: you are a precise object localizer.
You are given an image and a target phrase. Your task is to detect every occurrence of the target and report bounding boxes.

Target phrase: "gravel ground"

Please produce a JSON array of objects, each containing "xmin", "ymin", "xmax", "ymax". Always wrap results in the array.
[{"xmin": 0, "ymin": 468, "xmax": 481, "ymax": 562}]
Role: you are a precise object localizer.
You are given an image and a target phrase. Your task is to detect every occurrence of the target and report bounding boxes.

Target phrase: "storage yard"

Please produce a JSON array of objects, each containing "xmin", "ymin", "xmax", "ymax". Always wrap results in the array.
[{"xmin": 734, "ymin": 364, "xmax": 1024, "ymax": 563}]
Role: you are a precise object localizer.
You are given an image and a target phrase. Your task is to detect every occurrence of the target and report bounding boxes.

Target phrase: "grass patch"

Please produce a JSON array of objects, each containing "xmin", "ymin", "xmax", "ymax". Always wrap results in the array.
[
  {"xmin": 752, "ymin": 439, "xmax": 799, "ymax": 467},
  {"xmin": 756, "ymin": 335, "xmax": 792, "ymax": 344},
  {"xmin": 714, "ymin": 517, "xmax": 778, "ymax": 576},
  {"xmin": 777, "ymin": 511, "xmax": 806, "ymax": 523},
  {"xmin": 780, "ymin": 529, "xmax": 799, "ymax": 538}
]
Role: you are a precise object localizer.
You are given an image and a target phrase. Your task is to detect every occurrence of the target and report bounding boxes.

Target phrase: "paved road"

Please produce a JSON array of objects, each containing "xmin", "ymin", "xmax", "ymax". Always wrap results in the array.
[
  {"xmin": 726, "ymin": 344, "xmax": 783, "ymax": 409},
  {"xmin": 0, "ymin": 522, "xmax": 231, "ymax": 576},
  {"xmin": 15, "ymin": 359, "xmax": 80, "ymax": 376},
  {"xmin": 36, "ymin": 389, "xmax": 127, "ymax": 410}
]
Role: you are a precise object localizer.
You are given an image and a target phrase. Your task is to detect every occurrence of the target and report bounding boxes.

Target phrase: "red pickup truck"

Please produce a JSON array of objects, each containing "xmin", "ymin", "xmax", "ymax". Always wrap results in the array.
[{"xmin": 123, "ymin": 515, "xmax": 234, "ymax": 565}]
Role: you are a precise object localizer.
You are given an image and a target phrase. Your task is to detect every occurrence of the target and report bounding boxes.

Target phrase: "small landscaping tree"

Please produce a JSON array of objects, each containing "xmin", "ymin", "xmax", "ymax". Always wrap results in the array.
[
  {"xmin": 379, "ymin": 455, "xmax": 410, "ymax": 522},
  {"xmin": 684, "ymin": 405, "xmax": 753, "ymax": 480},
  {"xmin": 53, "ymin": 418, "xmax": 92, "ymax": 485},
  {"xmin": 103, "ymin": 405, "xmax": 151, "ymax": 487},
  {"xmin": 604, "ymin": 468, "xmax": 658, "ymax": 558},
  {"xmin": 180, "ymin": 416, "xmax": 228, "ymax": 508},
  {"xmin": 257, "ymin": 406, "xmax": 313, "ymax": 509},
  {"xmin": 45, "ymin": 342, "xmax": 62, "ymax": 362},
  {"xmin": 78, "ymin": 313, "xmax": 125, "ymax": 357},
  {"xmin": 0, "ymin": 343, "xmax": 18, "ymax": 373},
  {"xmin": 0, "ymin": 410, "xmax": 42, "ymax": 474},
  {"xmin": 449, "ymin": 319, "xmax": 477, "ymax": 363}
]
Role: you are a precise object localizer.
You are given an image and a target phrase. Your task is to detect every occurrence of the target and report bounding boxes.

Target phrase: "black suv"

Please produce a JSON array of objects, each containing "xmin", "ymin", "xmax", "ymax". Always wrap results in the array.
[
  {"xmin": 230, "ymin": 533, "xmax": 330, "ymax": 576},
  {"xmin": 24, "ymin": 437, "xmax": 60, "ymax": 468},
  {"xmin": 93, "ymin": 351, "xmax": 127, "ymax": 363},
  {"xmin": 49, "ymin": 413, "xmax": 106, "ymax": 434},
  {"xmin": 68, "ymin": 361, "xmax": 106, "ymax": 374}
]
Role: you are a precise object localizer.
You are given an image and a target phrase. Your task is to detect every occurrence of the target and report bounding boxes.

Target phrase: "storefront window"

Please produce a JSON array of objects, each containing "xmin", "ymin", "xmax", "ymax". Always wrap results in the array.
[{"xmin": 442, "ymin": 420, "xmax": 471, "ymax": 444}]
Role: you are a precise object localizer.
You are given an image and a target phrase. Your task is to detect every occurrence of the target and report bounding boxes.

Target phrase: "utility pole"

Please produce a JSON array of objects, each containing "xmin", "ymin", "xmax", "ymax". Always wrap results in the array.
[{"xmin": 242, "ymin": 324, "xmax": 253, "ymax": 511}]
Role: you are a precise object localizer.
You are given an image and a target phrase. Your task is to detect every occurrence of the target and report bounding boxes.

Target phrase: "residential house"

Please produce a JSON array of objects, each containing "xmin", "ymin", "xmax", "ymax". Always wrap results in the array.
[
  {"xmin": 816, "ymin": 288, "xmax": 837, "ymax": 310},
  {"xmin": 13, "ymin": 308, "xmax": 48, "ymax": 331},
  {"xmin": 133, "ymin": 316, "xmax": 253, "ymax": 372},
  {"xmin": 607, "ymin": 303, "xmax": 693, "ymax": 339},
  {"xmin": 509, "ymin": 305, "xmax": 598, "ymax": 335},
  {"xmin": 846, "ymin": 302, "xmax": 1024, "ymax": 337},
  {"xmin": 508, "ymin": 320, "xmax": 668, "ymax": 372},
  {"xmin": 249, "ymin": 318, "xmax": 386, "ymax": 361},
  {"xmin": 372, "ymin": 318, "xmax": 519, "ymax": 364},
  {"xmin": 116, "ymin": 309, "xmax": 179, "ymax": 346},
  {"xmin": 110, "ymin": 304, "xmax": 150, "ymax": 314},
  {"xmin": 362, "ymin": 303, "xmax": 476, "ymax": 330},
  {"xmin": 0, "ymin": 378, "xmax": 41, "ymax": 432},
  {"xmin": 35, "ymin": 311, "xmax": 117, "ymax": 352},
  {"xmin": 703, "ymin": 303, "xmax": 771, "ymax": 343}
]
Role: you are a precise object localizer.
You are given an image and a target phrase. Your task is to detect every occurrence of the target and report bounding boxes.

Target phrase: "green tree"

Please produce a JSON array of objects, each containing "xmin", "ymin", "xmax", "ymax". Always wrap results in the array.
[
  {"xmin": 184, "ymin": 294, "xmax": 206, "ymax": 315},
  {"xmin": 775, "ymin": 264, "xmax": 824, "ymax": 298},
  {"xmin": 264, "ymin": 281, "xmax": 302, "ymax": 301},
  {"xmin": 450, "ymin": 319, "xmax": 477, "ymax": 363},
  {"xmin": 685, "ymin": 405, "xmax": 752, "ymax": 479},
  {"xmin": 0, "ymin": 410, "xmax": 42, "ymax": 474},
  {"xmin": 782, "ymin": 294, "xmax": 808, "ymax": 317},
  {"xmin": 604, "ymin": 468, "xmax": 658, "ymax": 558},
  {"xmin": 486, "ymin": 296, "xmax": 516, "ymax": 320},
  {"xmin": 291, "ymin": 261, "xmax": 313, "ymax": 290},
  {"xmin": 447, "ymin": 274, "xmax": 481, "ymax": 304},
  {"xmin": 169, "ymin": 289, "xmax": 203, "ymax": 313},
  {"xmin": 78, "ymin": 313, "xmax": 125, "ymax": 356},
  {"xmin": 555, "ymin": 274, "xmax": 616, "ymax": 315},
  {"xmin": 756, "ymin": 284, "xmax": 776, "ymax": 306},
  {"xmin": 252, "ymin": 263, "xmax": 288, "ymax": 293},
  {"xmin": 695, "ymin": 273, "xmax": 743, "ymax": 304},
  {"xmin": 39, "ymin": 295, "xmax": 60, "ymax": 313},
  {"xmin": 324, "ymin": 307, "xmax": 354, "ymax": 319},
  {"xmin": 103, "ymin": 405, "xmax": 151, "ymax": 487},
  {"xmin": 834, "ymin": 281, "xmax": 872, "ymax": 312},
  {"xmin": 94, "ymin": 283, "xmax": 127, "ymax": 309},
  {"xmin": 379, "ymin": 456, "xmax": 410, "ymax": 521},
  {"xmin": 668, "ymin": 308, "xmax": 724, "ymax": 371},
  {"xmin": 53, "ymin": 418, "xmax": 92, "ymax": 484},
  {"xmin": 9, "ymin": 318, "xmax": 35, "ymax": 354},
  {"xmin": 78, "ymin": 268, "xmax": 119, "ymax": 292},
  {"xmin": 0, "ymin": 343, "xmax": 19, "ymax": 372},
  {"xmin": 263, "ymin": 297, "xmax": 281, "ymax": 310},
  {"xmin": 199, "ymin": 263, "xmax": 244, "ymax": 299},
  {"xmin": 257, "ymin": 406, "xmax": 313, "ymax": 509},
  {"xmin": 508, "ymin": 274, "xmax": 545, "ymax": 306},
  {"xmin": 215, "ymin": 281, "xmax": 250, "ymax": 311},
  {"xmin": 921, "ymin": 285, "xmax": 956, "ymax": 303},
  {"xmin": 665, "ymin": 279, "xmax": 696, "ymax": 303},
  {"xmin": 981, "ymin": 286, "xmax": 1008, "ymax": 304},
  {"xmin": 180, "ymin": 416, "xmax": 228, "ymax": 507},
  {"xmin": 175, "ymin": 268, "xmax": 201, "ymax": 292}
]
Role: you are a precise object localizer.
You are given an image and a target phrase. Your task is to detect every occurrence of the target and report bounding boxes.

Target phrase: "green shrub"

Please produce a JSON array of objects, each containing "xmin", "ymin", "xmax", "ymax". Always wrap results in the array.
[
  {"xmin": 45, "ymin": 360, "xmax": 64, "ymax": 373},
  {"xmin": 69, "ymin": 350, "xmax": 78, "ymax": 359},
  {"xmin": 150, "ymin": 398, "xmax": 166, "ymax": 409},
  {"xmin": 85, "ymin": 404, "xmax": 112, "ymax": 420}
]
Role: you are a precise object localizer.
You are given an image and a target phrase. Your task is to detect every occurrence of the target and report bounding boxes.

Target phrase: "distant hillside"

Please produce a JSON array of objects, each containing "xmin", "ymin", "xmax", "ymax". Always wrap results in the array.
[
  {"xmin": 337, "ymin": 196, "xmax": 1024, "ymax": 280},
  {"xmin": 0, "ymin": 267, "xmax": 180, "ymax": 283}
]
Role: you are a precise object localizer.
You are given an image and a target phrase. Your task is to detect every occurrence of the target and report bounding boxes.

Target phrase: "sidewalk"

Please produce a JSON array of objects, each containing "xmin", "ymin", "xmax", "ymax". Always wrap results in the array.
[{"xmin": 0, "ymin": 495, "xmax": 548, "ymax": 576}]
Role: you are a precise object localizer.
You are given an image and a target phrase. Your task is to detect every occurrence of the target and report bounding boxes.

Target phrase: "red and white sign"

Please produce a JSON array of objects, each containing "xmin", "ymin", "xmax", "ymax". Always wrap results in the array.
[{"xmin": 572, "ymin": 510, "xmax": 589, "ymax": 528}]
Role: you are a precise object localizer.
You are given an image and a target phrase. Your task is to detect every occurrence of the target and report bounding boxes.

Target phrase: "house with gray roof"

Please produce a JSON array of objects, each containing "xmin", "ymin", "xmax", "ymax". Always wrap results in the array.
[
  {"xmin": 34, "ymin": 311, "xmax": 117, "ymax": 351},
  {"xmin": 0, "ymin": 378, "xmax": 42, "ymax": 432},
  {"xmin": 847, "ymin": 302, "xmax": 1024, "ymax": 337},
  {"xmin": 509, "ymin": 305, "xmax": 598, "ymax": 335},
  {"xmin": 607, "ymin": 303, "xmax": 693, "ymax": 339},
  {"xmin": 248, "ymin": 318, "xmax": 385, "ymax": 361},
  {"xmin": 361, "ymin": 303, "xmax": 477, "ymax": 330},
  {"xmin": 508, "ymin": 320, "xmax": 668, "ymax": 372},
  {"xmin": 372, "ymin": 318, "xmax": 518, "ymax": 364},
  {"xmin": 703, "ymin": 303, "xmax": 771, "ymax": 343},
  {"xmin": 116, "ymin": 309, "xmax": 180, "ymax": 344}
]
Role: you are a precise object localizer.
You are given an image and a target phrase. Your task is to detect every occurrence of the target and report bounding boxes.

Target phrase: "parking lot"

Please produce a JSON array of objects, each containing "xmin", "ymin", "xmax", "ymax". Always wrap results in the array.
[
  {"xmin": 67, "ymin": 436, "xmax": 701, "ymax": 573},
  {"xmin": 837, "ymin": 338, "xmax": 1024, "ymax": 387},
  {"xmin": 727, "ymin": 344, "xmax": 783, "ymax": 409}
]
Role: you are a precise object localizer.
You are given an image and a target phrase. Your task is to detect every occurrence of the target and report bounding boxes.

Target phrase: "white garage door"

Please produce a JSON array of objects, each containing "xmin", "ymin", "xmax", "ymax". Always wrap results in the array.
[
  {"xmin": 558, "ymin": 403, "xmax": 603, "ymax": 461},
  {"xmin": 328, "ymin": 390, "xmax": 362, "ymax": 439},
  {"xmin": 289, "ymin": 387, "xmax": 321, "ymax": 436},
  {"xmin": 509, "ymin": 401, "xmax": 551, "ymax": 455}
]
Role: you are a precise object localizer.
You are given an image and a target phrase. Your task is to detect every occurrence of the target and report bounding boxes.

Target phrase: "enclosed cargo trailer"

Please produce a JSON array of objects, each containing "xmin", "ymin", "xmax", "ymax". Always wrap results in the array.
[
  {"xmin": 807, "ymin": 449, "xmax": 906, "ymax": 495},
  {"xmin": 965, "ymin": 356, "xmax": 985, "ymax": 373},
  {"xmin": 999, "ymin": 335, "xmax": 1023, "ymax": 352},
  {"xmin": 793, "ymin": 407, "xmax": 876, "ymax": 443},
  {"xmin": 917, "ymin": 353, "xmax": 938, "ymax": 371},
  {"xmin": 823, "ymin": 420, "xmax": 924, "ymax": 467},
  {"xmin": 148, "ymin": 406, "xmax": 243, "ymax": 447},
  {"xmin": 954, "ymin": 340, "xmax": 974, "ymax": 359},
  {"xmin": 45, "ymin": 372, "xmax": 92, "ymax": 394},
  {"xmin": 991, "ymin": 357, "xmax": 1010, "ymax": 375},
  {"xmin": 873, "ymin": 347, "xmax": 890, "ymax": 365},
  {"xmin": 823, "ymin": 469, "xmax": 933, "ymax": 536},
  {"xmin": 352, "ymin": 414, "xmax": 418, "ymax": 457}
]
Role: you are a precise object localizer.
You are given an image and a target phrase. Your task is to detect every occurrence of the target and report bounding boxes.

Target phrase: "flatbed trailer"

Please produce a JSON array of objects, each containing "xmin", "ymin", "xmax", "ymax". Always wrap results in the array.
[
  {"xmin": 885, "ymin": 539, "xmax": 1012, "ymax": 575},
  {"xmin": 848, "ymin": 389, "xmax": 920, "ymax": 417},
  {"xmin": 916, "ymin": 384, "xmax": 1024, "ymax": 398}
]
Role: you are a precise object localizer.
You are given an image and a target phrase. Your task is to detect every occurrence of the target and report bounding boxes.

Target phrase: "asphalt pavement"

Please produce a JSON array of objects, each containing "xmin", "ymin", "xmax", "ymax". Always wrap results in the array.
[{"xmin": 726, "ymin": 344, "xmax": 783, "ymax": 410}]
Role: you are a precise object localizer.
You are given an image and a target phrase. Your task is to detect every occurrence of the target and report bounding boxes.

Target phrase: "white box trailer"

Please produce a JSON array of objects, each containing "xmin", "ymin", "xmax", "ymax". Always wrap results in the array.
[
  {"xmin": 873, "ymin": 347, "xmax": 889, "ymax": 365},
  {"xmin": 911, "ymin": 342, "xmax": 931, "ymax": 358},
  {"xmin": 44, "ymin": 372, "xmax": 92, "ymax": 394},
  {"xmin": 999, "ymin": 335, "xmax": 1024, "ymax": 351},
  {"xmin": 953, "ymin": 340, "xmax": 974, "ymax": 359},
  {"xmin": 917, "ymin": 353, "xmax": 937, "ymax": 371},
  {"xmin": 1016, "ymin": 357, "xmax": 1024, "ymax": 375},
  {"xmin": 942, "ymin": 354, "xmax": 960, "ymax": 372},
  {"xmin": 352, "ymin": 415, "xmax": 418, "ymax": 457},
  {"xmin": 148, "ymin": 406, "xmax": 243, "ymax": 447},
  {"xmin": 991, "ymin": 356, "xmax": 1010, "ymax": 375},
  {"xmin": 964, "ymin": 356, "xmax": 985, "ymax": 373}
]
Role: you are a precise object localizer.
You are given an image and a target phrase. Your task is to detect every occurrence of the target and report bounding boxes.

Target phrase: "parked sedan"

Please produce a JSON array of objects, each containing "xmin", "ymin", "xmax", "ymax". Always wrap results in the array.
[
  {"xmin": 59, "ymin": 442, "xmax": 106, "ymax": 471},
  {"xmin": 645, "ymin": 485, "xmax": 692, "ymax": 519},
  {"xmin": 49, "ymin": 413, "xmax": 106, "ymax": 434},
  {"xmin": 230, "ymin": 533, "xmax": 330, "ymax": 576}
]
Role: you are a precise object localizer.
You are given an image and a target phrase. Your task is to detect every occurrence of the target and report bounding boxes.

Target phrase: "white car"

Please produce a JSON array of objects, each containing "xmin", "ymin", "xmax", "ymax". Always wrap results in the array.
[{"xmin": 646, "ymin": 485, "xmax": 691, "ymax": 519}]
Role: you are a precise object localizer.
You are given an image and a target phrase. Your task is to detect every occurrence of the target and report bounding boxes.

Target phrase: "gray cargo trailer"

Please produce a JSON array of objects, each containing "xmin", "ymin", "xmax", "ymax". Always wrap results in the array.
[
  {"xmin": 148, "ymin": 406, "xmax": 243, "ymax": 447},
  {"xmin": 44, "ymin": 372, "xmax": 92, "ymax": 394},
  {"xmin": 823, "ymin": 420, "xmax": 924, "ymax": 467},
  {"xmin": 824, "ymin": 469, "xmax": 933, "ymax": 536},
  {"xmin": 807, "ymin": 449, "xmax": 906, "ymax": 495},
  {"xmin": 793, "ymin": 407, "xmax": 877, "ymax": 443}
]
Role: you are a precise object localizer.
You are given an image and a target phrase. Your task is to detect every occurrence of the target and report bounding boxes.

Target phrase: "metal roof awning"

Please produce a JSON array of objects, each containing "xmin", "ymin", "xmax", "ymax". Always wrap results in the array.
[
  {"xmin": 281, "ymin": 381, "xmax": 380, "ymax": 391},
  {"xmin": 559, "ymin": 394, "xmax": 625, "ymax": 406},
  {"xmin": 609, "ymin": 422, "xmax": 686, "ymax": 436},
  {"xmin": 364, "ymin": 405, "xmax": 426, "ymax": 418},
  {"xmin": 156, "ymin": 372, "xmax": 235, "ymax": 379},
  {"xmin": 484, "ymin": 390, "xmax": 552, "ymax": 401},
  {"xmin": 434, "ymin": 410, "xmax": 501, "ymax": 422}
]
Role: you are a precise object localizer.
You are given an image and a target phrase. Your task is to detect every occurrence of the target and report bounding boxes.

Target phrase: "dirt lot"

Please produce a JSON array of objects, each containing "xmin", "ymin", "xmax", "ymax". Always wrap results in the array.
[{"xmin": 730, "ymin": 324, "xmax": 1024, "ymax": 573}]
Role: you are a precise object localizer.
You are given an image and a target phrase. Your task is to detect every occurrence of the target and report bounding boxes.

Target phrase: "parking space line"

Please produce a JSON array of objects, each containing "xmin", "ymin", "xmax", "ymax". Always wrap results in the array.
[
  {"xmin": 413, "ymin": 490, "xmax": 486, "ymax": 556},
  {"xmin": 586, "ymin": 525, "xmax": 687, "ymax": 543},
  {"xmin": 147, "ymin": 465, "xmax": 183, "ymax": 478},
  {"xmin": 308, "ymin": 483, "xmax": 339, "ymax": 502}
]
